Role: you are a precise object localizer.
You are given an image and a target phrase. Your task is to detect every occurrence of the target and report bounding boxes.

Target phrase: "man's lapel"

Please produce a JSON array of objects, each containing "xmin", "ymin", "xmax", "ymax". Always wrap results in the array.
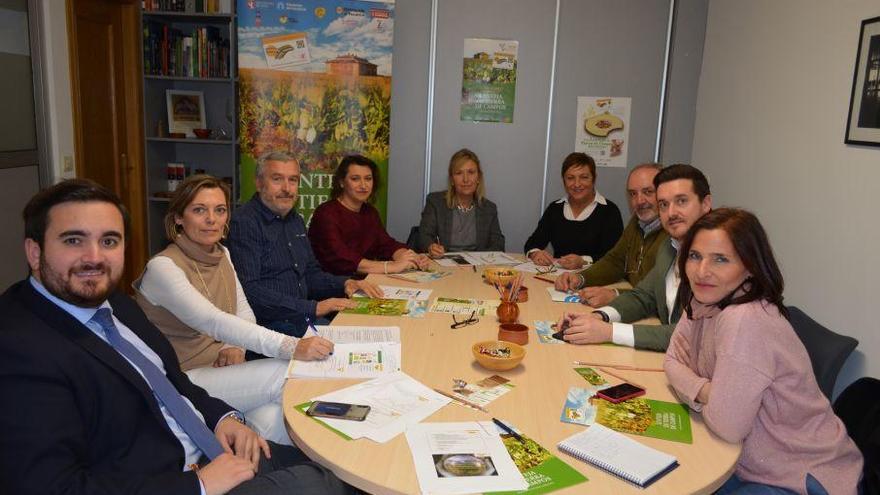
[{"xmin": 16, "ymin": 282, "xmax": 168, "ymax": 422}]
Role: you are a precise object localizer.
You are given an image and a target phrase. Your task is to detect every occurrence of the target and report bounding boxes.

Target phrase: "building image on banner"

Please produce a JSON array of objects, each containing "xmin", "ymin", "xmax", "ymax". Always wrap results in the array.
[{"xmin": 238, "ymin": 0, "xmax": 394, "ymax": 223}]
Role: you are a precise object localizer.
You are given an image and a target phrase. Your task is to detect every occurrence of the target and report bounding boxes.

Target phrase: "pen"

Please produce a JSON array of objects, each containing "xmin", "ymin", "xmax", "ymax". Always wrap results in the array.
[
  {"xmin": 492, "ymin": 417, "xmax": 526, "ymax": 444},
  {"xmin": 433, "ymin": 388, "xmax": 489, "ymax": 412},
  {"xmin": 304, "ymin": 316, "xmax": 333, "ymax": 355}
]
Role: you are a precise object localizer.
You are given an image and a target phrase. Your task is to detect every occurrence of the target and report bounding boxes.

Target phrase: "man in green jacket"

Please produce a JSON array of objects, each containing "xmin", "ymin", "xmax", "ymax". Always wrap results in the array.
[
  {"xmin": 555, "ymin": 163, "xmax": 668, "ymax": 307},
  {"xmin": 556, "ymin": 164, "xmax": 712, "ymax": 352}
]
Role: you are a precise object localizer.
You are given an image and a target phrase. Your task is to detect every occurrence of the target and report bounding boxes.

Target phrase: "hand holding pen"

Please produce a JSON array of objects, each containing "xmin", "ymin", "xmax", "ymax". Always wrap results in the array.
[
  {"xmin": 428, "ymin": 235, "xmax": 445, "ymax": 258},
  {"xmin": 294, "ymin": 317, "xmax": 334, "ymax": 360}
]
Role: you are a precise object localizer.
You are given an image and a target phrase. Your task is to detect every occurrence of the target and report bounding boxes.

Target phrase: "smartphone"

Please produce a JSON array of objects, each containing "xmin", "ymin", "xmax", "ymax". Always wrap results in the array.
[
  {"xmin": 306, "ymin": 401, "xmax": 371, "ymax": 421},
  {"xmin": 595, "ymin": 383, "xmax": 646, "ymax": 403}
]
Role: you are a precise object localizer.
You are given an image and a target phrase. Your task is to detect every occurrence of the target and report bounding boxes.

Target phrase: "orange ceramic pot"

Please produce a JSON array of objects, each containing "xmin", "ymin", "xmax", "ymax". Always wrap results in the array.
[
  {"xmin": 496, "ymin": 301, "xmax": 519, "ymax": 324},
  {"xmin": 498, "ymin": 323, "xmax": 529, "ymax": 345}
]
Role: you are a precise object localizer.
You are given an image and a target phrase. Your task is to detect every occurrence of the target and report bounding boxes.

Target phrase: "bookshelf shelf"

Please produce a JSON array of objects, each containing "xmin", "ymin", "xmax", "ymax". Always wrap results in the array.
[{"xmin": 140, "ymin": 4, "xmax": 238, "ymax": 255}]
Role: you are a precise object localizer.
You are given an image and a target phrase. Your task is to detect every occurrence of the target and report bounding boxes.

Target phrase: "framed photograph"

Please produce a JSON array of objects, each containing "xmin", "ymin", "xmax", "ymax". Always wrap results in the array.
[
  {"xmin": 845, "ymin": 16, "xmax": 880, "ymax": 146},
  {"xmin": 166, "ymin": 90, "xmax": 206, "ymax": 137}
]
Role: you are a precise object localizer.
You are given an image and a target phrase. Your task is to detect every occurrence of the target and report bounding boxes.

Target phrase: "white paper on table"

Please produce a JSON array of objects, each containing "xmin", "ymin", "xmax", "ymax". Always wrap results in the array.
[
  {"xmin": 315, "ymin": 325, "xmax": 401, "ymax": 343},
  {"xmin": 405, "ymin": 421, "xmax": 528, "ymax": 494},
  {"xmin": 310, "ymin": 371, "xmax": 451, "ymax": 443},
  {"xmin": 546, "ymin": 287, "xmax": 582, "ymax": 303},
  {"xmin": 353, "ymin": 285, "xmax": 433, "ymax": 301},
  {"xmin": 512, "ymin": 260, "xmax": 582, "ymax": 274},
  {"xmin": 429, "ymin": 297, "xmax": 500, "ymax": 316},
  {"xmin": 287, "ymin": 342, "xmax": 401, "ymax": 379},
  {"xmin": 460, "ymin": 251, "xmax": 521, "ymax": 266}
]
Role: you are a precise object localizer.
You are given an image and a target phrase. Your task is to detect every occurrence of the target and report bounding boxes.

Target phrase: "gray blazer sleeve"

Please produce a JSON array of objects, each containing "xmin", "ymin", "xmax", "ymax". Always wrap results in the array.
[{"xmin": 417, "ymin": 192, "xmax": 446, "ymax": 252}]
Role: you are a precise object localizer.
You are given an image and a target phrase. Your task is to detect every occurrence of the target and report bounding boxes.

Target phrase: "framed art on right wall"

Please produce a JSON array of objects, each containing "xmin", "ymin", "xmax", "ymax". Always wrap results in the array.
[{"xmin": 846, "ymin": 15, "xmax": 880, "ymax": 146}]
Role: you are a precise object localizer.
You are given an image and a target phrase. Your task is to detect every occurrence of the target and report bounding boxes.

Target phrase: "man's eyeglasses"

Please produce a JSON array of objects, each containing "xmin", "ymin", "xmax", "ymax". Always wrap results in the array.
[{"xmin": 450, "ymin": 311, "xmax": 479, "ymax": 329}]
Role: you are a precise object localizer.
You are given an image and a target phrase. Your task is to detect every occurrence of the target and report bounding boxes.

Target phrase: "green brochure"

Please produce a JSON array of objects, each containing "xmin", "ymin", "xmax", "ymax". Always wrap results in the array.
[
  {"xmin": 488, "ymin": 428, "xmax": 587, "ymax": 495},
  {"xmin": 594, "ymin": 398, "xmax": 692, "ymax": 444}
]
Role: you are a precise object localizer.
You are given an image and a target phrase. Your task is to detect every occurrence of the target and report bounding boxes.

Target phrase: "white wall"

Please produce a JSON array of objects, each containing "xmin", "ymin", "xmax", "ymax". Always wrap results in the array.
[
  {"xmin": 40, "ymin": 0, "xmax": 75, "ymax": 181},
  {"xmin": 692, "ymin": 0, "xmax": 880, "ymax": 395}
]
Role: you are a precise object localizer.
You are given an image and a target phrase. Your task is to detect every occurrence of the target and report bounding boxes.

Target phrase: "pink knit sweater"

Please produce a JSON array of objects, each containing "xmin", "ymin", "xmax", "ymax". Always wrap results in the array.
[{"xmin": 664, "ymin": 300, "xmax": 863, "ymax": 494}]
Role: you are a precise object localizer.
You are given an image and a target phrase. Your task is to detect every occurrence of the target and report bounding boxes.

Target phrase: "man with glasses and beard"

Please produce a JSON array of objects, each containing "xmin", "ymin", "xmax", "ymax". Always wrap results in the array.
[
  {"xmin": 556, "ymin": 164, "xmax": 712, "ymax": 352},
  {"xmin": 0, "ymin": 179, "xmax": 352, "ymax": 495}
]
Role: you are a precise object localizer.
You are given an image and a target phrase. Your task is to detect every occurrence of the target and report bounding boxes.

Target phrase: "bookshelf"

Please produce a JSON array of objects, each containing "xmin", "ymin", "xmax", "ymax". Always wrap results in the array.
[{"xmin": 140, "ymin": 4, "xmax": 238, "ymax": 255}]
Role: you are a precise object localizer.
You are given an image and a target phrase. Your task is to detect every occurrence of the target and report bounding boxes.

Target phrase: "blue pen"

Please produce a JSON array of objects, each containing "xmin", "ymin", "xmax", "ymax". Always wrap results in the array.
[{"xmin": 304, "ymin": 316, "xmax": 332, "ymax": 355}]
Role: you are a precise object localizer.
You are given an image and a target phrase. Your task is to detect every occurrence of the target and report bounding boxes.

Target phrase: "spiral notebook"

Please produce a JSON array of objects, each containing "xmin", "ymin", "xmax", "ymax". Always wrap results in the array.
[{"xmin": 557, "ymin": 424, "xmax": 678, "ymax": 488}]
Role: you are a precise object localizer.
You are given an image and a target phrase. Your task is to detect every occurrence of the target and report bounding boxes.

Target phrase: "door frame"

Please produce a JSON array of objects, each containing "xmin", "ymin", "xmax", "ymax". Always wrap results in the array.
[{"xmin": 66, "ymin": 0, "xmax": 147, "ymax": 285}]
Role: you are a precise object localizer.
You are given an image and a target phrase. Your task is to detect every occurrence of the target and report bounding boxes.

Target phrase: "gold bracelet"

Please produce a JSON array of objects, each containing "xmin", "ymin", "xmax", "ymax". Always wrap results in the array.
[{"xmin": 383, "ymin": 261, "xmax": 388, "ymax": 274}]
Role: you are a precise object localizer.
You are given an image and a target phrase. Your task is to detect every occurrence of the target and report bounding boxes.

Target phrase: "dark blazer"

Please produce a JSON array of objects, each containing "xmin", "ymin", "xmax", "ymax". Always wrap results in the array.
[
  {"xmin": 416, "ymin": 191, "xmax": 505, "ymax": 252},
  {"xmin": 0, "ymin": 280, "xmax": 232, "ymax": 495}
]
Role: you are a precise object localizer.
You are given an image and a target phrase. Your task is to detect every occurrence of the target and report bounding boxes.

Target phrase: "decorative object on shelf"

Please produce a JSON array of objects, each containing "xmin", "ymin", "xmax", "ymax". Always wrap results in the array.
[
  {"xmin": 193, "ymin": 128, "xmax": 212, "ymax": 139},
  {"xmin": 845, "ymin": 15, "xmax": 880, "ymax": 147},
  {"xmin": 166, "ymin": 89, "xmax": 205, "ymax": 137}
]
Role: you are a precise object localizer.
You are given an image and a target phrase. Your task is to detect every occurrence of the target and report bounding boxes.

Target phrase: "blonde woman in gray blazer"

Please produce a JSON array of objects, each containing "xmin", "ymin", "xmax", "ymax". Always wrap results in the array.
[{"xmin": 417, "ymin": 149, "xmax": 505, "ymax": 256}]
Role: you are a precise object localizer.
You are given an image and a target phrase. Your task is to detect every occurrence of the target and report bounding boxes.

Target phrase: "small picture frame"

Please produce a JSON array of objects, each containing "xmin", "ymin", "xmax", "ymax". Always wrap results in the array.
[
  {"xmin": 166, "ymin": 89, "xmax": 206, "ymax": 138},
  {"xmin": 845, "ymin": 16, "xmax": 880, "ymax": 146}
]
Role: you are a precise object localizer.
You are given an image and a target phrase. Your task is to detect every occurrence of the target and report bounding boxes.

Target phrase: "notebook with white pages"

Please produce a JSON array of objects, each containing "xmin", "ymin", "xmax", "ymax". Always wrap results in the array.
[{"xmin": 556, "ymin": 424, "xmax": 679, "ymax": 488}]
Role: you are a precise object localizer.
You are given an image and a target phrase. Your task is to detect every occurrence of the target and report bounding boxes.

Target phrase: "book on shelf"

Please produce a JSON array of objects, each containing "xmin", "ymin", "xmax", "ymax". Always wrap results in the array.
[
  {"xmin": 143, "ymin": 0, "xmax": 230, "ymax": 14},
  {"xmin": 143, "ymin": 21, "xmax": 229, "ymax": 78},
  {"xmin": 557, "ymin": 424, "xmax": 678, "ymax": 488}
]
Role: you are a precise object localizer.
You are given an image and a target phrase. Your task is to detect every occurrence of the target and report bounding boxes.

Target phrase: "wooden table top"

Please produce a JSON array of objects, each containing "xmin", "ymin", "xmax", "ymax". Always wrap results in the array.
[{"xmin": 282, "ymin": 265, "xmax": 740, "ymax": 494}]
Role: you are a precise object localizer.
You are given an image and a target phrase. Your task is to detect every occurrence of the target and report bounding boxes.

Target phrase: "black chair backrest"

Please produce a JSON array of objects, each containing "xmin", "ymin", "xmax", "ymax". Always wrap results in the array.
[
  {"xmin": 833, "ymin": 377, "xmax": 880, "ymax": 494},
  {"xmin": 786, "ymin": 306, "xmax": 858, "ymax": 400},
  {"xmin": 406, "ymin": 226, "xmax": 420, "ymax": 250}
]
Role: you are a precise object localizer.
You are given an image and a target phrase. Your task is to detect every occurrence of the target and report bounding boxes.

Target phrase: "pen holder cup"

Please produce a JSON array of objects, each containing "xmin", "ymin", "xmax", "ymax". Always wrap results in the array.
[
  {"xmin": 496, "ymin": 301, "xmax": 519, "ymax": 324},
  {"xmin": 498, "ymin": 323, "xmax": 529, "ymax": 346}
]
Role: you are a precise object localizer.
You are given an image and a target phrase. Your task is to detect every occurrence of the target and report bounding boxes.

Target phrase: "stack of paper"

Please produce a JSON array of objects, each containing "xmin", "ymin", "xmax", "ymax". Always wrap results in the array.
[
  {"xmin": 353, "ymin": 285, "xmax": 433, "ymax": 301},
  {"xmin": 309, "ymin": 371, "xmax": 451, "ymax": 443},
  {"xmin": 435, "ymin": 251, "xmax": 521, "ymax": 267},
  {"xmin": 286, "ymin": 326, "xmax": 402, "ymax": 379}
]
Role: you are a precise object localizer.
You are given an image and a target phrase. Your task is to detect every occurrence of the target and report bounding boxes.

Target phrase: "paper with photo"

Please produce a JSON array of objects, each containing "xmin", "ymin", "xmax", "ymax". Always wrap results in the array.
[
  {"xmin": 353, "ymin": 285, "xmax": 432, "ymax": 301},
  {"xmin": 286, "ymin": 342, "xmax": 400, "ymax": 379},
  {"xmin": 341, "ymin": 297, "xmax": 428, "ymax": 318},
  {"xmin": 534, "ymin": 321, "xmax": 565, "ymax": 345},
  {"xmin": 311, "ymin": 371, "xmax": 451, "ymax": 443},
  {"xmin": 451, "ymin": 375, "xmax": 514, "ymax": 407},
  {"xmin": 405, "ymin": 421, "xmax": 528, "ymax": 494}
]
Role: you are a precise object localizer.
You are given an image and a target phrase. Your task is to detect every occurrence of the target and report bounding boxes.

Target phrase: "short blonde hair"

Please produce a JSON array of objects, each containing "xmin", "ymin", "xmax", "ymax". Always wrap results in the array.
[
  {"xmin": 164, "ymin": 174, "xmax": 231, "ymax": 241},
  {"xmin": 445, "ymin": 148, "xmax": 486, "ymax": 208}
]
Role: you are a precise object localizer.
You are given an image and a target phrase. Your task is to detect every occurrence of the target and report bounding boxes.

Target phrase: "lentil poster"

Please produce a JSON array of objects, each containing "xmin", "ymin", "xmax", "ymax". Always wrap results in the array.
[
  {"xmin": 574, "ymin": 96, "xmax": 631, "ymax": 168},
  {"xmin": 460, "ymin": 38, "xmax": 519, "ymax": 123},
  {"xmin": 237, "ymin": 0, "xmax": 395, "ymax": 223}
]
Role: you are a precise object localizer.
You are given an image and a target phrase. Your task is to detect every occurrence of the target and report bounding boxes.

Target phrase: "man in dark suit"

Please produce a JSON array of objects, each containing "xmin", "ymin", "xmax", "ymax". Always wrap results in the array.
[{"xmin": 0, "ymin": 179, "xmax": 350, "ymax": 495}]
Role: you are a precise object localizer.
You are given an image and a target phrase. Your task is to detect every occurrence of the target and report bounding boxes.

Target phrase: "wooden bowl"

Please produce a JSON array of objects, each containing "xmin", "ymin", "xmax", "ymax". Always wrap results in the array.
[
  {"xmin": 471, "ymin": 340, "xmax": 525, "ymax": 371},
  {"xmin": 482, "ymin": 266, "xmax": 519, "ymax": 287}
]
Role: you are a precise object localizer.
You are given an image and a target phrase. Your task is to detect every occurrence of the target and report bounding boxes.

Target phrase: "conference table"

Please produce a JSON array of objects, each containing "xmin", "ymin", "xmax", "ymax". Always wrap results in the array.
[{"xmin": 283, "ymin": 263, "xmax": 740, "ymax": 494}]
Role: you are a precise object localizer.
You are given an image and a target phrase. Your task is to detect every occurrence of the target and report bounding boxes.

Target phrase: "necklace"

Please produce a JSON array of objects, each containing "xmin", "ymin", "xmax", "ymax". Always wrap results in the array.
[
  {"xmin": 456, "ymin": 202, "xmax": 475, "ymax": 213},
  {"xmin": 193, "ymin": 260, "xmax": 232, "ymax": 313}
]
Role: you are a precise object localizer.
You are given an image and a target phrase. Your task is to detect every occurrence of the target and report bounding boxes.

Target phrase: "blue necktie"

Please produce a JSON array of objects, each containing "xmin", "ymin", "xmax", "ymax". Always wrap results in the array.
[{"xmin": 91, "ymin": 308, "xmax": 225, "ymax": 460}]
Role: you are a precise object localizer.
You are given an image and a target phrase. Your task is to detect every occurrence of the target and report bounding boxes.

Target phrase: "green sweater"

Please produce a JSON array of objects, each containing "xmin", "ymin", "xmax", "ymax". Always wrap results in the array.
[
  {"xmin": 607, "ymin": 240, "xmax": 681, "ymax": 352},
  {"xmin": 579, "ymin": 215, "xmax": 668, "ymax": 287}
]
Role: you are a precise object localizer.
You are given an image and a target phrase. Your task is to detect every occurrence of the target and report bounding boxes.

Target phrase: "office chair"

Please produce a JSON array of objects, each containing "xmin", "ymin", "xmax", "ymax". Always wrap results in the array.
[
  {"xmin": 833, "ymin": 377, "xmax": 879, "ymax": 495},
  {"xmin": 786, "ymin": 306, "xmax": 858, "ymax": 400}
]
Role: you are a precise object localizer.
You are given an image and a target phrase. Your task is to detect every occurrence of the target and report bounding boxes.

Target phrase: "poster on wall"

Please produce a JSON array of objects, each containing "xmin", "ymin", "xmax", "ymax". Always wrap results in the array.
[
  {"xmin": 460, "ymin": 38, "xmax": 518, "ymax": 123},
  {"xmin": 237, "ymin": 0, "xmax": 395, "ymax": 223},
  {"xmin": 574, "ymin": 96, "xmax": 631, "ymax": 168},
  {"xmin": 845, "ymin": 15, "xmax": 880, "ymax": 147}
]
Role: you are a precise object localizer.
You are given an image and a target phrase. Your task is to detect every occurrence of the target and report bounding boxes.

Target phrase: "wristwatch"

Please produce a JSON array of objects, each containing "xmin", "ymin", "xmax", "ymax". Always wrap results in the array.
[
  {"xmin": 228, "ymin": 411, "xmax": 246, "ymax": 424},
  {"xmin": 592, "ymin": 310, "xmax": 610, "ymax": 323}
]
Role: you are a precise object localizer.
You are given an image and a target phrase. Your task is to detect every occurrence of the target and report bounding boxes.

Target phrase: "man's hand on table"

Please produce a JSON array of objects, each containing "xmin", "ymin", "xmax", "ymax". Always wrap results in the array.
[
  {"xmin": 577, "ymin": 286, "xmax": 617, "ymax": 308},
  {"xmin": 344, "ymin": 279, "xmax": 383, "ymax": 298},
  {"xmin": 556, "ymin": 311, "xmax": 613, "ymax": 345}
]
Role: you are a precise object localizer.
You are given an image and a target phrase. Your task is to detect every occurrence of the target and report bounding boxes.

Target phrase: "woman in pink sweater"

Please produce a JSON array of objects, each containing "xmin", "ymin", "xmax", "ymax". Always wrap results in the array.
[{"xmin": 664, "ymin": 208, "xmax": 863, "ymax": 495}]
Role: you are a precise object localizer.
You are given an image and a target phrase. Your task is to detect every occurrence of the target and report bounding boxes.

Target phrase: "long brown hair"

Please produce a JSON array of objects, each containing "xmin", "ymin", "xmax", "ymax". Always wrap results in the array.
[
  {"xmin": 677, "ymin": 208, "xmax": 787, "ymax": 319},
  {"xmin": 164, "ymin": 175, "xmax": 231, "ymax": 241}
]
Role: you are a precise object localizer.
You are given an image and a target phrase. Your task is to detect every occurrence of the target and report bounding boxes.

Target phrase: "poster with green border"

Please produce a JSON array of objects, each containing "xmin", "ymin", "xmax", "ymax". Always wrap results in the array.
[
  {"xmin": 594, "ymin": 398, "xmax": 692, "ymax": 444},
  {"xmin": 460, "ymin": 38, "xmax": 518, "ymax": 123},
  {"xmin": 488, "ymin": 431, "xmax": 587, "ymax": 495}
]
